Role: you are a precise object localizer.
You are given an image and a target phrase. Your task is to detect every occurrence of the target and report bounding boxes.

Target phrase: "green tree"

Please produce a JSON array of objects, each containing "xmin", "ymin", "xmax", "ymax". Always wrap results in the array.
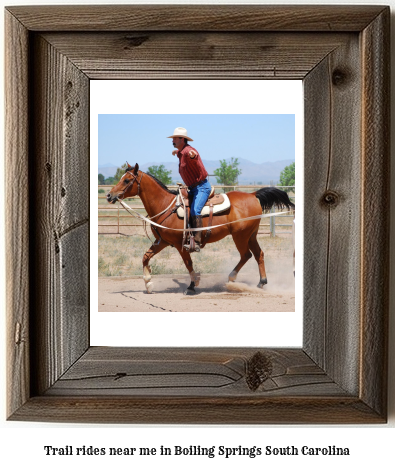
[
  {"xmin": 279, "ymin": 162, "xmax": 295, "ymax": 193},
  {"xmin": 213, "ymin": 157, "xmax": 242, "ymax": 192},
  {"xmin": 147, "ymin": 164, "xmax": 173, "ymax": 185},
  {"xmin": 114, "ymin": 163, "xmax": 129, "ymax": 182},
  {"xmin": 104, "ymin": 176, "xmax": 117, "ymax": 185},
  {"xmin": 98, "ymin": 173, "xmax": 105, "ymax": 185}
]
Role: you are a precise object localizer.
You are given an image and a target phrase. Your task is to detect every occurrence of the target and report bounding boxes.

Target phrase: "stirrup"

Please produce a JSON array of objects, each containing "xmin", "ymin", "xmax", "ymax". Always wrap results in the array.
[
  {"xmin": 183, "ymin": 237, "xmax": 200, "ymax": 253},
  {"xmin": 183, "ymin": 244, "xmax": 201, "ymax": 253}
]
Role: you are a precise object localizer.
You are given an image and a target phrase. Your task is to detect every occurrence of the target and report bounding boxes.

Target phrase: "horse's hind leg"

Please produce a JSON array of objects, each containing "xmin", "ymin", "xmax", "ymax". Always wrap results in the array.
[
  {"xmin": 248, "ymin": 231, "xmax": 267, "ymax": 288},
  {"xmin": 142, "ymin": 240, "xmax": 169, "ymax": 293},
  {"xmin": 228, "ymin": 233, "xmax": 253, "ymax": 282}
]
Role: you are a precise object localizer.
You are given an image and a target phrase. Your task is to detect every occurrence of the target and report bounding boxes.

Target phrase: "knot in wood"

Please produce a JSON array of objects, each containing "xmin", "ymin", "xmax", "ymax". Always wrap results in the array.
[
  {"xmin": 332, "ymin": 68, "xmax": 348, "ymax": 87},
  {"xmin": 123, "ymin": 35, "xmax": 149, "ymax": 49},
  {"xmin": 246, "ymin": 351, "xmax": 273, "ymax": 391},
  {"xmin": 321, "ymin": 190, "xmax": 340, "ymax": 208}
]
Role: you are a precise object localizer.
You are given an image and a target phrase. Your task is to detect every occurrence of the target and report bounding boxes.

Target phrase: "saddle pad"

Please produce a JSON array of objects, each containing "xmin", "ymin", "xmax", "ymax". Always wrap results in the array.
[{"xmin": 177, "ymin": 193, "xmax": 230, "ymax": 219}]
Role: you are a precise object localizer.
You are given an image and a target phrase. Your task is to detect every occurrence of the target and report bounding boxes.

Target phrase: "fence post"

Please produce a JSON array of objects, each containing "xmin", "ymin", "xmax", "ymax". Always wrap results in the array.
[
  {"xmin": 269, "ymin": 180, "xmax": 275, "ymax": 237},
  {"xmin": 270, "ymin": 206, "xmax": 276, "ymax": 237},
  {"xmin": 117, "ymin": 202, "xmax": 120, "ymax": 234}
]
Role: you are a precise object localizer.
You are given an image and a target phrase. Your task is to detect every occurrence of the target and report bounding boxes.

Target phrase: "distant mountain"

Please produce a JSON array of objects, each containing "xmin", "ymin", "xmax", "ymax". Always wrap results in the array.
[
  {"xmin": 98, "ymin": 158, "xmax": 294, "ymax": 185},
  {"xmin": 98, "ymin": 164, "xmax": 119, "ymax": 178},
  {"xmin": 201, "ymin": 158, "xmax": 294, "ymax": 185}
]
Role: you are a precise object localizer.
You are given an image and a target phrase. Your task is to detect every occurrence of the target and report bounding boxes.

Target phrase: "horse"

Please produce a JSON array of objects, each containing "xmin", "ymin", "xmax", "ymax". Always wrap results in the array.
[{"xmin": 106, "ymin": 163, "xmax": 295, "ymax": 295}]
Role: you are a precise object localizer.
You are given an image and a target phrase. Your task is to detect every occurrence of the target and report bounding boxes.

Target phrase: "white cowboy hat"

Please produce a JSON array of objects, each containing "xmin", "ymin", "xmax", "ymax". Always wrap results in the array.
[{"xmin": 167, "ymin": 127, "xmax": 193, "ymax": 141}]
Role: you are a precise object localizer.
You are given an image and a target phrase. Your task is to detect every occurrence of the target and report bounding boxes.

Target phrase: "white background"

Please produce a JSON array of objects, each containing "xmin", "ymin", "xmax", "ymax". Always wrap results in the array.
[
  {"xmin": 1, "ymin": 1, "xmax": 394, "ymax": 469},
  {"xmin": 90, "ymin": 79, "xmax": 304, "ymax": 348}
]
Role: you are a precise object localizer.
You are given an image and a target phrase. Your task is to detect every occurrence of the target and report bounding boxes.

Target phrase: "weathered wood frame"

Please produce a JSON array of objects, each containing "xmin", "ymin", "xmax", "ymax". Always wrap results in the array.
[{"xmin": 5, "ymin": 5, "xmax": 389, "ymax": 423}]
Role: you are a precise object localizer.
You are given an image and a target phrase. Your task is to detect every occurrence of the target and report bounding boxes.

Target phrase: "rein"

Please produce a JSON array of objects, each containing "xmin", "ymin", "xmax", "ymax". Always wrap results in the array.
[
  {"xmin": 119, "ymin": 199, "xmax": 292, "ymax": 233},
  {"xmin": 147, "ymin": 196, "xmax": 177, "ymax": 220},
  {"xmin": 142, "ymin": 196, "xmax": 177, "ymax": 245}
]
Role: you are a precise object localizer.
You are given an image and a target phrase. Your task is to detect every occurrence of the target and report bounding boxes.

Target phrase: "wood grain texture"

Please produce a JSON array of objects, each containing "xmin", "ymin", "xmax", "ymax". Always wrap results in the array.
[
  {"xmin": 5, "ymin": 5, "xmax": 389, "ymax": 424},
  {"xmin": 10, "ymin": 396, "xmax": 383, "ymax": 425},
  {"xmin": 5, "ymin": 10, "xmax": 30, "ymax": 418},
  {"xmin": 46, "ymin": 347, "xmax": 344, "ymax": 397},
  {"xmin": 5, "ymin": 5, "xmax": 386, "ymax": 32},
  {"xmin": 304, "ymin": 35, "xmax": 362, "ymax": 395},
  {"xmin": 42, "ymin": 32, "xmax": 349, "ymax": 80},
  {"xmin": 303, "ymin": 56, "xmax": 332, "ymax": 369},
  {"xmin": 29, "ymin": 34, "xmax": 90, "ymax": 395},
  {"xmin": 360, "ymin": 9, "xmax": 390, "ymax": 417}
]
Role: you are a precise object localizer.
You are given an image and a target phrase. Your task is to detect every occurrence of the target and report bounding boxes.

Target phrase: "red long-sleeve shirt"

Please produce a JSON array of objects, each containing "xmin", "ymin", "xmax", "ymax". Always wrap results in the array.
[{"xmin": 177, "ymin": 144, "xmax": 208, "ymax": 187}]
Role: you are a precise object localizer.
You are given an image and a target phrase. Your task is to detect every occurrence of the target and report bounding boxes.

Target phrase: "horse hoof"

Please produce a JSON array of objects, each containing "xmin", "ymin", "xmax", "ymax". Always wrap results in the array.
[
  {"xmin": 228, "ymin": 270, "xmax": 238, "ymax": 282},
  {"xmin": 184, "ymin": 288, "xmax": 196, "ymax": 296},
  {"xmin": 257, "ymin": 278, "xmax": 267, "ymax": 289},
  {"xmin": 146, "ymin": 281, "xmax": 154, "ymax": 294}
]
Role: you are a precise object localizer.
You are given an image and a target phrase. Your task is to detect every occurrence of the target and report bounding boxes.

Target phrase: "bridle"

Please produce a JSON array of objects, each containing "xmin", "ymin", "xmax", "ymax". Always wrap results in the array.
[{"xmin": 118, "ymin": 170, "xmax": 144, "ymax": 199}]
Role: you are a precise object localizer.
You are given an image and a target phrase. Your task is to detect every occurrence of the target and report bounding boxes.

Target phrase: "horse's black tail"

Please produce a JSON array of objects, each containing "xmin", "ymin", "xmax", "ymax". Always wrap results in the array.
[{"xmin": 254, "ymin": 187, "xmax": 295, "ymax": 211}]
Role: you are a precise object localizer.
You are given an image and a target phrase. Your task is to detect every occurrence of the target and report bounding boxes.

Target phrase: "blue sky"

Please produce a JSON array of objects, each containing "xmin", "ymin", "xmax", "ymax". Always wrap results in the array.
[{"xmin": 98, "ymin": 114, "xmax": 295, "ymax": 167}]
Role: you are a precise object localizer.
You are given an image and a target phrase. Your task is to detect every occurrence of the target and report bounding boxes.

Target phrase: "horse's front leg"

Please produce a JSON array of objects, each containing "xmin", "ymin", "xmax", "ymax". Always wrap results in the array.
[
  {"xmin": 177, "ymin": 247, "xmax": 200, "ymax": 295},
  {"xmin": 142, "ymin": 240, "xmax": 169, "ymax": 293}
]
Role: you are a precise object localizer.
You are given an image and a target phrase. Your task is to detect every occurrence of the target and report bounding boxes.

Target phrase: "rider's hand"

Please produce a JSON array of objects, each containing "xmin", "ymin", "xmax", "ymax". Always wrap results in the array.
[
  {"xmin": 172, "ymin": 150, "xmax": 178, "ymax": 156},
  {"xmin": 189, "ymin": 150, "xmax": 197, "ymax": 158}
]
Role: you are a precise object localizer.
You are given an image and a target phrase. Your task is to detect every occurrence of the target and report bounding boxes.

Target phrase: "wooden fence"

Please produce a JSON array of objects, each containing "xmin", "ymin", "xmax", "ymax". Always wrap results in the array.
[{"xmin": 98, "ymin": 184, "xmax": 295, "ymax": 237}]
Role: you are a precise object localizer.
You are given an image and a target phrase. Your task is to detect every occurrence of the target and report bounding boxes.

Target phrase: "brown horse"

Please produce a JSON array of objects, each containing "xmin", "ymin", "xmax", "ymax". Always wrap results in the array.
[{"xmin": 107, "ymin": 163, "xmax": 294, "ymax": 295}]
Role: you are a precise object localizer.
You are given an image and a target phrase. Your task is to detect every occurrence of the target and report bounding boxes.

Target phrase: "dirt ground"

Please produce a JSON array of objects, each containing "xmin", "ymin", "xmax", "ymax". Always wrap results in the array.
[{"xmin": 98, "ymin": 267, "xmax": 295, "ymax": 313}]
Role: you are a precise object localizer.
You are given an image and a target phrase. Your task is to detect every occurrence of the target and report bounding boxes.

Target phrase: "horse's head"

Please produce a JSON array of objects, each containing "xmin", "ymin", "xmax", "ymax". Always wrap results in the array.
[{"xmin": 106, "ymin": 162, "xmax": 141, "ymax": 204}]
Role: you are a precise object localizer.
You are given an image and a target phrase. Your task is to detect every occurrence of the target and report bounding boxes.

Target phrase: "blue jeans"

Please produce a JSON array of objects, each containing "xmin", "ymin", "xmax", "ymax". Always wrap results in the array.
[{"xmin": 189, "ymin": 179, "xmax": 211, "ymax": 217}]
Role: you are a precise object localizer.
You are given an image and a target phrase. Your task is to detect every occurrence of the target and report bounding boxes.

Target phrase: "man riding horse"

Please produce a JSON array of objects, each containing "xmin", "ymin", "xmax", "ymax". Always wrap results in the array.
[{"xmin": 169, "ymin": 127, "xmax": 211, "ymax": 252}]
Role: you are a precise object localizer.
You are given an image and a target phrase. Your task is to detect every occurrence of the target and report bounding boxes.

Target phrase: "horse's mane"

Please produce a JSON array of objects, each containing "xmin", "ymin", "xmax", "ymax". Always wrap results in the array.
[{"xmin": 146, "ymin": 172, "xmax": 178, "ymax": 195}]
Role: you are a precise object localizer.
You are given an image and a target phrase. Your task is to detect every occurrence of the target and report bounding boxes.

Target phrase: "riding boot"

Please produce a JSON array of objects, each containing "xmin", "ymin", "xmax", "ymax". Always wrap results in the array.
[
  {"xmin": 194, "ymin": 215, "xmax": 203, "ymax": 247},
  {"xmin": 183, "ymin": 215, "xmax": 203, "ymax": 252}
]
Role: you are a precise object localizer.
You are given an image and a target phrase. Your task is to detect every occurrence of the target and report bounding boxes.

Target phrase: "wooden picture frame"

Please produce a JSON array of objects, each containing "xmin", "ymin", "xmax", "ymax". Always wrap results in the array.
[{"xmin": 5, "ymin": 5, "xmax": 389, "ymax": 424}]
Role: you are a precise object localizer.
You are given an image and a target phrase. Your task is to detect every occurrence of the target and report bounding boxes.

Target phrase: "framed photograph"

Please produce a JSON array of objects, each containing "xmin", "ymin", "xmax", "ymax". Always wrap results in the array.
[
  {"xmin": 91, "ymin": 80, "xmax": 302, "ymax": 348},
  {"xmin": 5, "ymin": 5, "xmax": 389, "ymax": 423}
]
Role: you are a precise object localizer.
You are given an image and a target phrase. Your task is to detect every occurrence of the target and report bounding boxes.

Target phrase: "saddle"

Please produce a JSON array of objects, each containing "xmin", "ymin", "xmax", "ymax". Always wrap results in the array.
[
  {"xmin": 176, "ymin": 187, "xmax": 230, "ymax": 219},
  {"xmin": 178, "ymin": 185, "xmax": 215, "ymax": 203}
]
